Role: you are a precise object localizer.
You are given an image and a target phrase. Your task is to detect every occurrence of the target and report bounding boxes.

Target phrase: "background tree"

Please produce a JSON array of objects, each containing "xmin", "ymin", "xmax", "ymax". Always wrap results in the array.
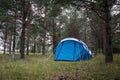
[
  {"xmin": 20, "ymin": 0, "xmax": 31, "ymax": 59},
  {"xmin": 53, "ymin": 0, "xmax": 118, "ymax": 63},
  {"xmin": 26, "ymin": 1, "xmax": 31, "ymax": 55},
  {"xmin": 112, "ymin": 10, "xmax": 120, "ymax": 53},
  {"xmin": 0, "ymin": 0, "xmax": 13, "ymax": 54},
  {"xmin": 0, "ymin": 0, "xmax": 120, "ymax": 61}
]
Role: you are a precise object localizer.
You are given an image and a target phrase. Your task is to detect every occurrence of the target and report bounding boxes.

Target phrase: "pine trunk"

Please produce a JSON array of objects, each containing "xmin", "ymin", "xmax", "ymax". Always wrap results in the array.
[
  {"xmin": 12, "ymin": 8, "xmax": 17, "ymax": 59},
  {"xmin": 26, "ymin": 18, "xmax": 30, "ymax": 54},
  {"xmin": 42, "ymin": 6, "xmax": 47, "ymax": 55},
  {"xmin": 26, "ymin": 25, "xmax": 30, "ymax": 55},
  {"xmin": 104, "ymin": 0, "xmax": 113, "ymax": 63},
  {"xmin": 4, "ymin": 34, "xmax": 7, "ymax": 55},
  {"xmin": 52, "ymin": 19, "xmax": 57, "ymax": 54},
  {"xmin": 20, "ymin": 0, "xmax": 26, "ymax": 59},
  {"xmin": 9, "ymin": 33, "xmax": 12, "ymax": 55},
  {"xmin": 33, "ymin": 40, "xmax": 36, "ymax": 55},
  {"xmin": 26, "ymin": 1, "xmax": 30, "ymax": 55}
]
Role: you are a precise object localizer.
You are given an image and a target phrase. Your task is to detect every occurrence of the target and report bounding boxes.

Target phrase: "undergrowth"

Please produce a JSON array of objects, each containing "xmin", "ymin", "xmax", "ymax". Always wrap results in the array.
[{"xmin": 0, "ymin": 53, "xmax": 120, "ymax": 80}]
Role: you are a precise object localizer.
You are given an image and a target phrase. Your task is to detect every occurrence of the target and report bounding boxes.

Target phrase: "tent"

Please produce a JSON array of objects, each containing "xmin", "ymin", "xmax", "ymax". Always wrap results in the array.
[{"xmin": 55, "ymin": 38, "xmax": 92, "ymax": 61}]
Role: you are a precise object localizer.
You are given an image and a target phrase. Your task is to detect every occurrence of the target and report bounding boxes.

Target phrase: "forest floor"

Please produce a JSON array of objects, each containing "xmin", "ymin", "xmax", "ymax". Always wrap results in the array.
[{"xmin": 0, "ymin": 53, "xmax": 120, "ymax": 80}]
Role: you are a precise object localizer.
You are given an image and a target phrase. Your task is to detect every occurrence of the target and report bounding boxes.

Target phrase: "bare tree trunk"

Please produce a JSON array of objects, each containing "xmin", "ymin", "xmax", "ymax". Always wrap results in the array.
[
  {"xmin": 103, "ymin": 0, "xmax": 113, "ymax": 63},
  {"xmin": 12, "ymin": 7, "xmax": 17, "ymax": 59},
  {"xmin": 42, "ymin": 6, "xmax": 47, "ymax": 55},
  {"xmin": 9, "ymin": 33, "xmax": 12, "ymax": 55},
  {"xmin": 20, "ymin": 22, "xmax": 26, "ymax": 59},
  {"xmin": 90, "ymin": 20, "xmax": 98, "ymax": 55},
  {"xmin": 20, "ymin": 0, "xmax": 26, "ymax": 59},
  {"xmin": 4, "ymin": 34, "xmax": 7, "ymax": 55},
  {"xmin": 42, "ymin": 36, "xmax": 46, "ymax": 55},
  {"xmin": 26, "ymin": 21, "xmax": 30, "ymax": 55},
  {"xmin": 33, "ymin": 39, "xmax": 36, "ymax": 55},
  {"xmin": 102, "ymin": 23, "xmax": 106, "ymax": 55},
  {"xmin": 52, "ymin": 19, "xmax": 57, "ymax": 54},
  {"xmin": 26, "ymin": 2, "xmax": 31, "ymax": 55}
]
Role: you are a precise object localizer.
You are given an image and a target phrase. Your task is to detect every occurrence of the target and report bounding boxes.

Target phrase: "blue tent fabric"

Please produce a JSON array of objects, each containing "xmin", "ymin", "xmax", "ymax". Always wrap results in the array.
[{"xmin": 55, "ymin": 38, "xmax": 92, "ymax": 61}]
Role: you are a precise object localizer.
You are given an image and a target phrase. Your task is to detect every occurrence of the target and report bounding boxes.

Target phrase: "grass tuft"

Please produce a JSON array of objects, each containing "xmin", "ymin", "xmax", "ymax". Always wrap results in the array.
[{"xmin": 0, "ymin": 53, "xmax": 120, "ymax": 80}]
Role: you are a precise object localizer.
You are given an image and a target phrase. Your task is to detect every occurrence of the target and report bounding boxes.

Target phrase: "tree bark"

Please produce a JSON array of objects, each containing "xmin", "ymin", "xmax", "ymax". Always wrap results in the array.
[
  {"xmin": 12, "ymin": 6, "xmax": 17, "ymax": 59},
  {"xmin": 103, "ymin": 0, "xmax": 113, "ymax": 63},
  {"xmin": 33, "ymin": 39, "xmax": 36, "ymax": 55},
  {"xmin": 9, "ymin": 32, "xmax": 12, "ymax": 55},
  {"xmin": 52, "ymin": 18, "xmax": 57, "ymax": 54},
  {"xmin": 4, "ymin": 33, "xmax": 7, "ymax": 55},
  {"xmin": 20, "ymin": 0, "xmax": 26, "ymax": 59},
  {"xmin": 26, "ymin": 21, "xmax": 30, "ymax": 55},
  {"xmin": 42, "ymin": 6, "xmax": 47, "ymax": 55},
  {"xmin": 26, "ymin": 1, "xmax": 31, "ymax": 55}
]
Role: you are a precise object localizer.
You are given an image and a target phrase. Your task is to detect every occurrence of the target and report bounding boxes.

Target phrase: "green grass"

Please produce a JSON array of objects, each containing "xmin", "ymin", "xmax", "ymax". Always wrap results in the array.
[{"xmin": 0, "ymin": 53, "xmax": 120, "ymax": 80}]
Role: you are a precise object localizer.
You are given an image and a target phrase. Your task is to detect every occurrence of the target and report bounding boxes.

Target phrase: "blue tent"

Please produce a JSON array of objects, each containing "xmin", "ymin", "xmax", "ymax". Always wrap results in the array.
[{"xmin": 55, "ymin": 38, "xmax": 92, "ymax": 61}]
